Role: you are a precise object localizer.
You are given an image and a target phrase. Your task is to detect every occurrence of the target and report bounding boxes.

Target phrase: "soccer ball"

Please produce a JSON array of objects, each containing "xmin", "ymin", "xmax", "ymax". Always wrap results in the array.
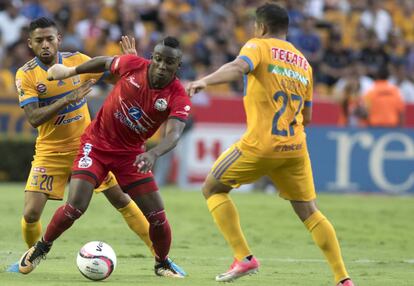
[{"xmin": 76, "ymin": 241, "xmax": 117, "ymax": 281}]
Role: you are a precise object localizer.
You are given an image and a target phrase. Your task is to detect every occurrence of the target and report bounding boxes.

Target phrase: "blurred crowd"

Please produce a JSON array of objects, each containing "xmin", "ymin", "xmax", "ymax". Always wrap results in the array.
[{"xmin": 0, "ymin": 0, "xmax": 413, "ymax": 127}]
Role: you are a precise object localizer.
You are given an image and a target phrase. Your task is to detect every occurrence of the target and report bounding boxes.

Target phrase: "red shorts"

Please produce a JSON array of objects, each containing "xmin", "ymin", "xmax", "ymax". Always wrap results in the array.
[{"xmin": 71, "ymin": 141, "xmax": 158, "ymax": 198}]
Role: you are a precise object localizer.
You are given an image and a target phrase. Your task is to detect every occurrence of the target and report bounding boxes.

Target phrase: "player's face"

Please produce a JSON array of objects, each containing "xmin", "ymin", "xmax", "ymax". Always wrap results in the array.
[
  {"xmin": 28, "ymin": 27, "xmax": 61, "ymax": 65},
  {"xmin": 149, "ymin": 45, "xmax": 181, "ymax": 88}
]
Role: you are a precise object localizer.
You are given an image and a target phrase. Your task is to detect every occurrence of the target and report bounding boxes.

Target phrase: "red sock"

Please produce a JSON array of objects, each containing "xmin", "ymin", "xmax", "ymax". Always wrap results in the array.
[
  {"xmin": 146, "ymin": 210, "xmax": 171, "ymax": 262},
  {"xmin": 43, "ymin": 204, "xmax": 83, "ymax": 243}
]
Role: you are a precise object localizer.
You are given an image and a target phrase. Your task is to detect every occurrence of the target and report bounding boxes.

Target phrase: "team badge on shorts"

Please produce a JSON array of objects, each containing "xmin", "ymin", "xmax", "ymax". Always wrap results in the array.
[
  {"xmin": 78, "ymin": 157, "xmax": 92, "ymax": 168},
  {"xmin": 78, "ymin": 143, "xmax": 93, "ymax": 168},
  {"xmin": 154, "ymin": 98, "xmax": 167, "ymax": 111}
]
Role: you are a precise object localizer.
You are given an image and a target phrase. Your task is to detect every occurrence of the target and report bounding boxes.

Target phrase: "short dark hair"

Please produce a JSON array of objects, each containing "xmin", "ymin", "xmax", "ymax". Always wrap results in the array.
[
  {"xmin": 256, "ymin": 3, "xmax": 289, "ymax": 34},
  {"xmin": 29, "ymin": 17, "xmax": 57, "ymax": 33},
  {"xmin": 375, "ymin": 66, "xmax": 389, "ymax": 80},
  {"xmin": 161, "ymin": 36, "xmax": 180, "ymax": 49}
]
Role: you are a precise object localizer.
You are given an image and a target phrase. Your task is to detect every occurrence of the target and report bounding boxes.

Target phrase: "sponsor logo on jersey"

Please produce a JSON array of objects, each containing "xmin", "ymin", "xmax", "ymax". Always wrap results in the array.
[
  {"xmin": 114, "ymin": 111, "xmax": 148, "ymax": 134},
  {"xmin": 126, "ymin": 75, "xmax": 141, "ymax": 89},
  {"xmin": 36, "ymin": 83, "xmax": 47, "ymax": 94},
  {"xmin": 128, "ymin": 107, "xmax": 143, "ymax": 120},
  {"xmin": 154, "ymin": 98, "xmax": 167, "ymax": 111},
  {"xmin": 57, "ymin": 80, "xmax": 66, "ymax": 86},
  {"xmin": 54, "ymin": 114, "xmax": 83, "ymax": 125},
  {"xmin": 15, "ymin": 78, "xmax": 24, "ymax": 96},
  {"xmin": 78, "ymin": 143, "xmax": 93, "ymax": 168},
  {"xmin": 268, "ymin": 64, "xmax": 309, "ymax": 86},
  {"xmin": 71, "ymin": 75, "xmax": 81, "ymax": 86},
  {"xmin": 274, "ymin": 143, "xmax": 303, "ymax": 152}
]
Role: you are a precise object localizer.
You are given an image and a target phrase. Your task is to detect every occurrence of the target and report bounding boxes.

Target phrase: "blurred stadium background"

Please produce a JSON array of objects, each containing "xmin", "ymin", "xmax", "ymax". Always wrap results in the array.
[{"xmin": 0, "ymin": 0, "xmax": 413, "ymax": 192}]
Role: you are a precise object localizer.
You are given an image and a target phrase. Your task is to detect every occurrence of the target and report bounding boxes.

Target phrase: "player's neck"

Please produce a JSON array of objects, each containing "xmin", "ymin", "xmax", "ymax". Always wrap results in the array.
[{"xmin": 263, "ymin": 33, "xmax": 287, "ymax": 41}]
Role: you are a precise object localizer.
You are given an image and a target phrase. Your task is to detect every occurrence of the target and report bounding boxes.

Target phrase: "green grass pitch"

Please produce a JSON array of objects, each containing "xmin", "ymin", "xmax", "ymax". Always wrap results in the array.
[{"xmin": 1, "ymin": 183, "xmax": 413, "ymax": 285}]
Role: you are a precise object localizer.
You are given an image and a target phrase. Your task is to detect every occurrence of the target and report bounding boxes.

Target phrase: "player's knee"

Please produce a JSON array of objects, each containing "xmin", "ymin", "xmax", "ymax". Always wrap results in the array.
[
  {"xmin": 145, "ymin": 209, "xmax": 167, "ymax": 227},
  {"xmin": 23, "ymin": 209, "xmax": 41, "ymax": 223}
]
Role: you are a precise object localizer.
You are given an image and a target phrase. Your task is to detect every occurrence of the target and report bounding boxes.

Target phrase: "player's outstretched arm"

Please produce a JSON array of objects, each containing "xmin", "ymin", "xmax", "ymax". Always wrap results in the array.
[
  {"xmin": 47, "ymin": 57, "xmax": 115, "ymax": 81},
  {"xmin": 133, "ymin": 118, "xmax": 186, "ymax": 173},
  {"xmin": 186, "ymin": 57, "xmax": 250, "ymax": 97},
  {"xmin": 23, "ymin": 80, "xmax": 95, "ymax": 128}
]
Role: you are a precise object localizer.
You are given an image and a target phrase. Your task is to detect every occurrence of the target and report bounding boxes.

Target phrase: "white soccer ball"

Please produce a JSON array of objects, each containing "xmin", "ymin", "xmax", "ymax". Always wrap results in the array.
[{"xmin": 76, "ymin": 241, "xmax": 117, "ymax": 281}]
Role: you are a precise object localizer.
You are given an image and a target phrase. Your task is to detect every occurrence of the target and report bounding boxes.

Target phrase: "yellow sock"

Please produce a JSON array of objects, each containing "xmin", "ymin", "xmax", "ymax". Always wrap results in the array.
[
  {"xmin": 21, "ymin": 217, "xmax": 42, "ymax": 248},
  {"xmin": 207, "ymin": 193, "xmax": 251, "ymax": 261},
  {"xmin": 118, "ymin": 201, "xmax": 155, "ymax": 256},
  {"xmin": 304, "ymin": 211, "xmax": 349, "ymax": 284}
]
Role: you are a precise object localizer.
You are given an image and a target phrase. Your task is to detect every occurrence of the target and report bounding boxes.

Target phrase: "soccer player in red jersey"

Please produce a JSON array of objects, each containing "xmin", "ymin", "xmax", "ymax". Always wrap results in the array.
[{"xmin": 19, "ymin": 37, "xmax": 191, "ymax": 278}]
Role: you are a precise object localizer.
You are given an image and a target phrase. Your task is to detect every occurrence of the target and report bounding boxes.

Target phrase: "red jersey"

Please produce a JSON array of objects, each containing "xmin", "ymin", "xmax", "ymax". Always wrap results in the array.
[{"xmin": 82, "ymin": 55, "xmax": 191, "ymax": 152}]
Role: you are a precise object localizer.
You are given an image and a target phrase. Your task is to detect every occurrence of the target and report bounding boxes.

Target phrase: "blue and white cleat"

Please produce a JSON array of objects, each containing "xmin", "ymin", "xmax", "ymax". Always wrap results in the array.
[
  {"xmin": 154, "ymin": 257, "xmax": 186, "ymax": 278},
  {"xmin": 167, "ymin": 258, "xmax": 187, "ymax": 276},
  {"xmin": 6, "ymin": 262, "xmax": 19, "ymax": 273}
]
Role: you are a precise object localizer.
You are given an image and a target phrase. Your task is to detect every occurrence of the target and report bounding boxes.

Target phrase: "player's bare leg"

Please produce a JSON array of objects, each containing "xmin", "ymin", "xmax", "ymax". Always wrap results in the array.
[
  {"xmin": 132, "ymin": 191, "xmax": 186, "ymax": 278},
  {"xmin": 203, "ymin": 174, "xmax": 259, "ymax": 282},
  {"xmin": 103, "ymin": 186, "xmax": 154, "ymax": 255},
  {"xmin": 291, "ymin": 200, "xmax": 354, "ymax": 286},
  {"xmin": 19, "ymin": 179, "xmax": 94, "ymax": 274}
]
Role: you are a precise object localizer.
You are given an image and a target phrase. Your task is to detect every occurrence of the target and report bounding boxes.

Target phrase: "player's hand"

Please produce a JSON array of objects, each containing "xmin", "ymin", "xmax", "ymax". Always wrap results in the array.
[
  {"xmin": 47, "ymin": 64, "xmax": 76, "ymax": 81},
  {"xmin": 65, "ymin": 79, "xmax": 95, "ymax": 104},
  {"xmin": 185, "ymin": 80, "xmax": 207, "ymax": 97},
  {"xmin": 120, "ymin": 36, "xmax": 137, "ymax": 55},
  {"xmin": 133, "ymin": 151, "xmax": 158, "ymax": 173}
]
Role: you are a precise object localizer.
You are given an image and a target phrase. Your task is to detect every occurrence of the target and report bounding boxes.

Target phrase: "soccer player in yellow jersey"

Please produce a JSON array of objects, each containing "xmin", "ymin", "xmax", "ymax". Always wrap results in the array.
[
  {"xmin": 11, "ymin": 17, "xmax": 185, "ymax": 276},
  {"xmin": 187, "ymin": 3, "xmax": 354, "ymax": 286}
]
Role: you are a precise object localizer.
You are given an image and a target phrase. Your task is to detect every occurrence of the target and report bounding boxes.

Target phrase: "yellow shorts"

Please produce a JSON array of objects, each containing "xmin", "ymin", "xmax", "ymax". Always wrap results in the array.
[
  {"xmin": 25, "ymin": 153, "xmax": 118, "ymax": 200},
  {"xmin": 210, "ymin": 143, "xmax": 316, "ymax": 201}
]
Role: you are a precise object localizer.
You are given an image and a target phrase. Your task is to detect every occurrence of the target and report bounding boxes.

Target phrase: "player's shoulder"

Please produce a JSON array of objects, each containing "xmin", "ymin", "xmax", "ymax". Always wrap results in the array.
[
  {"xmin": 61, "ymin": 51, "xmax": 91, "ymax": 65},
  {"xmin": 243, "ymin": 37, "xmax": 265, "ymax": 49},
  {"xmin": 61, "ymin": 51, "xmax": 81, "ymax": 58},
  {"xmin": 18, "ymin": 57, "xmax": 38, "ymax": 74}
]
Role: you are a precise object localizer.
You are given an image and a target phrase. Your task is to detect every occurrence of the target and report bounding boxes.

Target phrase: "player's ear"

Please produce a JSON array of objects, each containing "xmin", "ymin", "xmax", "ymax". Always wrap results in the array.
[
  {"xmin": 27, "ymin": 38, "xmax": 32, "ymax": 49},
  {"xmin": 57, "ymin": 33, "xmax": 62, "ymax": 45}
]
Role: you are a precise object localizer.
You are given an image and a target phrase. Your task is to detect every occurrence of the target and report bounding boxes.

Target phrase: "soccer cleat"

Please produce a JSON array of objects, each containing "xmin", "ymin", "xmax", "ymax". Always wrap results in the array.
[
  {"xmin": 154, "ymin": 258, "xmax": 186, "ymax": 278},
  {"xmin": 215, "ymin": 256, "xmax": 260, "ymax": 282},
  {"xmin": 18, "ymin": 240, "xmax": 52, "ymax": 274},
  {"xmin": 337, "ymin": 279, "xmax": 355, "ymax": 286},
  {"xmin": 6, "ymin": 262, "xmax": 19, "ymax": 273},
  {"xmin": 167, "ymin": 258, "xmax": 187, "ymax": 276}
]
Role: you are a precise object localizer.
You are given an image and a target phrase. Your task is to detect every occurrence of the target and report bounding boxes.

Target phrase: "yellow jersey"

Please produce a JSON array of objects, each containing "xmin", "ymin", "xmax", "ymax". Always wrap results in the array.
[
  {"xmin": 16, "ymin": 52, "xmax": 106, "ymax": 155},
  {"xmin": 238, "ymin": 37, "xmax": 313, "ymax": 158}
]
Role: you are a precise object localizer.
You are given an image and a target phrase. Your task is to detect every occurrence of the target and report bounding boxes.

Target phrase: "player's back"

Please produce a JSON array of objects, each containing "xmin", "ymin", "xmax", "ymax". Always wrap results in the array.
[
  {"xmin": 16, "ymin": 52, "xmax": 104, "ymax": 155},
  {"xmin": 238, "ymin": 37, "xmax": 313, "ymax": 158}
]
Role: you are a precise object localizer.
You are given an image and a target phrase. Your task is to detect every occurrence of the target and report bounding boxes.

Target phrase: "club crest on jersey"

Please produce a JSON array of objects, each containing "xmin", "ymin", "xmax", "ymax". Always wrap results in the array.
[
  {"xmin": 128, "ymin": 107, "xmax": 143, "ymax": 120},
  {"xmin": 154, "ymin": 98, "xmax": 167, "ymax": 111},
  {"xmin": 36, "ymin": 83, "xmax": 47, "ymax": 94}
]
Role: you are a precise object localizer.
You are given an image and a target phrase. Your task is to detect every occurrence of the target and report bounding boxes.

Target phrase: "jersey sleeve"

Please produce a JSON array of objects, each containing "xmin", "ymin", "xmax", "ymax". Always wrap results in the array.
[
  {"xmin": 304, "ymin": 72, "xmax": 313, "ymax": 108},
  {"xmin": 15, "ymin": 69, "xmax": 38, "ymax": 108},
  {"xmin": 110, "ymin": 55, "xmax": 147, "ymax": 77},
  {"xmin": 77, "ymin": 53, "xmax": 109, "ymax": 83},
  {"xmin": 168, "ymin": 86, "xmax": 192, "ymax": 122},
  {"xmin": 238, "ymin": 39, "xmax": 262, "ymax": 73}
]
